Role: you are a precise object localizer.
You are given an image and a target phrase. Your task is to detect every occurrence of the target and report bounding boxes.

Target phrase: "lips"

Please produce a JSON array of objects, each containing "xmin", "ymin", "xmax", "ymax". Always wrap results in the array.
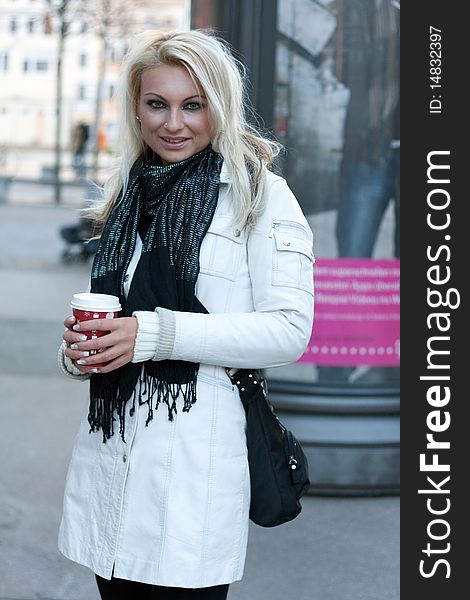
[{"xmin": 161, "ymin": 137, "xmax": 189, "ymax": 147}]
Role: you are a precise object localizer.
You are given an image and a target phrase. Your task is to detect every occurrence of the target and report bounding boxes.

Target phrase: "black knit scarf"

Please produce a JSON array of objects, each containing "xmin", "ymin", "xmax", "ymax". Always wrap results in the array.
[{"xmin": 89, "ymin": 145, "xmax": 223, "ymax": 442}]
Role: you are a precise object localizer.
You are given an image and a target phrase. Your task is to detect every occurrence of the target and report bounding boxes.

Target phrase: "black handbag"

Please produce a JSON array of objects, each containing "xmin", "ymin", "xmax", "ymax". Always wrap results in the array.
[{"xmin": 226, "ymin": 368, "xmax": 310, "ymax": 527}]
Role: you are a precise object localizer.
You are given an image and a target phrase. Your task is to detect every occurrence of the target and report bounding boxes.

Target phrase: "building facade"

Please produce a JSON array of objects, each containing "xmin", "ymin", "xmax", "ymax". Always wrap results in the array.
[{"xmin": 0, "ymin": 0, "xmax": 188, "ymax": 149}]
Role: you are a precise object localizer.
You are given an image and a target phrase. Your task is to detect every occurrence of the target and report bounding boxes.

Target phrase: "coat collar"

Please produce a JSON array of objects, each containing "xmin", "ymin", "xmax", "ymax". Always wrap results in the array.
[{"xmin": 220, "ymin": 160, "xmax": 230, "ymax": 184}]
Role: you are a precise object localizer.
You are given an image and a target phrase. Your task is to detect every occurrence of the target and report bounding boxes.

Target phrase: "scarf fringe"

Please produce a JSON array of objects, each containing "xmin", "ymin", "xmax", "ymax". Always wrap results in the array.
[{"xmin": 88, "ymin": 368, "xmax": 198, "ymax": 443}]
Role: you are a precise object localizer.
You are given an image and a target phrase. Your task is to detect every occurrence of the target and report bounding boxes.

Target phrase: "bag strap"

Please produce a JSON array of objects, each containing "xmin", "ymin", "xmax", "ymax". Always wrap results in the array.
[
  {"xmin": 225, "ymin": 368, "xmax": 263, "ymax": 391},
  {"xmin": 225, "ymin": 368, "xmax": 270, "ymax": 409}
]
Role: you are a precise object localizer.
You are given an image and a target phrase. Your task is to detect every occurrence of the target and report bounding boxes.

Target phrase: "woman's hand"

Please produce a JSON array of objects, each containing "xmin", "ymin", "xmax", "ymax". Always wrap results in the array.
[{"xmin": 63, "ymin": 316, "xmax": 138, "ymax": 373}]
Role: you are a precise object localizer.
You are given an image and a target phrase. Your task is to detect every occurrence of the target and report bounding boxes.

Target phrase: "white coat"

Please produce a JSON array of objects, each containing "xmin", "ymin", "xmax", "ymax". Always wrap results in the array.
[{"xmin": 58, "ymin": 163, "xmax": 315, "ymax": 588}]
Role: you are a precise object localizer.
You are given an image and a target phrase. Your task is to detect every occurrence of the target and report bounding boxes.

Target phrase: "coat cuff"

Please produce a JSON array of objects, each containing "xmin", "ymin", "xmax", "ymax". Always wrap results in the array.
[
  {"xmin": 132, "ymin": 311, "xmax": 160, "ymax": 362},
  {"xmin": 154, "ymin": 307, "xmax": 176, "ymax": 361},
  {"xmin": 132, "ymin": 308, "xmax": 176, "ymax": 362},
  {"xmin": 57, "ymin": 341, "xmax": 90, "ymax": 380}
]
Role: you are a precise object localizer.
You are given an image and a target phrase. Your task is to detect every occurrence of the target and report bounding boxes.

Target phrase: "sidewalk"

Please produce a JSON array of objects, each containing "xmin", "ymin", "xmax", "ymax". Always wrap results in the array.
[{"xmin": 0, "ymin": 198, "xmax": 399, "ymax": 600}]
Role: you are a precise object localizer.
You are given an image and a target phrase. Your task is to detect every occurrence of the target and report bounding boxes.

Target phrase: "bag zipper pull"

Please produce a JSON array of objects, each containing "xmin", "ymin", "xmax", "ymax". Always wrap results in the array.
[
  {"xmin": 285, "ymin": 432, "xmax": 298, "ymax": 470},
  {"xmin": 288, "ymin": 457, "xmax": 298, "ymax": 471}
]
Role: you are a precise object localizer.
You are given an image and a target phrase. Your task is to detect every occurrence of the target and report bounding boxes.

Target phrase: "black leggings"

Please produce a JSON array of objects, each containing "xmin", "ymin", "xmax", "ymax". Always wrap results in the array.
[{"xmin": 95, "ymin": 575, "xmax": 230, "ymax": 599}]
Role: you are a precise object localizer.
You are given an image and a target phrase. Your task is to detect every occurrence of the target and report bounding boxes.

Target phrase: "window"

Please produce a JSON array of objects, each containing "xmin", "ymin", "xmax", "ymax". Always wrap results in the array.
[
  {"xmin": 10, "ymin": 19, "xmax": 17, "ymax": 33},
  {"xmin": 22, "ymin": 58, "xmax": 52, "ymax": 74},
  {"xmin": 77, "ymin": 85, "xmax": 86, "ymax": 100},
  {"xmin": 28, "ymin": 18, "xmax": 35, "ymax": 33},
  {"xmin": 0, "ymin": 53, "xmax": 8, "ymax": 72},
  {"xmin": 108, "ymin": 84, "xmax": 115, "ymax": 99},
  {"xmin": 79, "ymin": 53, "xmax": 87, "ymax": 67}
]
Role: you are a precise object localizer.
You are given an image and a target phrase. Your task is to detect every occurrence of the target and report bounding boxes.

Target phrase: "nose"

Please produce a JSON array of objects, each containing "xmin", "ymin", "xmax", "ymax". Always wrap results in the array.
[{"xmin": 164, "ymin": 109, "xmax": 184, "ymax": 132}]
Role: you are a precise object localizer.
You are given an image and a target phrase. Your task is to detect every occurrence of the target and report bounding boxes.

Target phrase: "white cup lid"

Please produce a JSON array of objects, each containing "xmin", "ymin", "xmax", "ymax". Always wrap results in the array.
[{"xmin": 71, "ymin": 292, "xmax": 121, "ymax": 311}]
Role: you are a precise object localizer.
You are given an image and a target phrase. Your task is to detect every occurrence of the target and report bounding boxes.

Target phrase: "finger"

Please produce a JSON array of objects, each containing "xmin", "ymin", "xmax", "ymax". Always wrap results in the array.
[
  {"xmin": 63, "ymin": 331, "xmax": 89, "ymax": 345},
  {"xmin": 76, "ymin": 347, "xmax": 114, "ymax": 366},
  {"xmin": 64, "ymin": 346, "xmax": 93, "ymax": 361},
  {"xmin": 63, "ymin": 315, "xmax": 76, "ymax": 330},
  {"xmin": 79, "ymin": 331, "xmax": 136, "ymax": 357},
  {"xmin": 75, "ymin": 356, "xmax": 125, "ymax": 374},
  {"xmin": 73, "ymin": 318, "xmax": 119, "ymax": 332},
  {"xmin": 75, "ymin": 346, "xmax": 133, "ymax": 370},
  {"xmin": 77, "ymin": 332, "xmax": 117, "ymax": 352},
  {"xmin": 61, "ymin": 351, "xmax": 91, "ymax": 373},
  {"xmin": 72, "ymin": 363, "xmax": 90, "ymax": 374},
  {"xmin": 75, "ymin": 339, "xmax": 133, "ymax": 366},
  {"xmin": 74, "ymin": 364, "xmax": 103, "ymax": 374}
]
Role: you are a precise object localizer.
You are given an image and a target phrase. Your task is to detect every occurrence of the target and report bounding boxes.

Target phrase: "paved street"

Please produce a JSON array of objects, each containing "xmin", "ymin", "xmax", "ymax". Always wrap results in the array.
[{"xmin": 0, "ymin": 188, "xmax": 399, "ymax": 600}]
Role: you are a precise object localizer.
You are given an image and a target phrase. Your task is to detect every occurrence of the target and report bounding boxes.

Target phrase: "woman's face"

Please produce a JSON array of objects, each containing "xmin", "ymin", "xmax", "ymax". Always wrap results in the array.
[{"xmin": 137, "ymin": 64, "xmax": 212, "ymax": 165}]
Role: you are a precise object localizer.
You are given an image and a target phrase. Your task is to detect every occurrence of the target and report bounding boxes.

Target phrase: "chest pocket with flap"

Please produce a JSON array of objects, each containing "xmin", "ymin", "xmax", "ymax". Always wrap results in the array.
[{"xmin": 272, "ymin": 220, "xmax": 314, "ymax": 294}]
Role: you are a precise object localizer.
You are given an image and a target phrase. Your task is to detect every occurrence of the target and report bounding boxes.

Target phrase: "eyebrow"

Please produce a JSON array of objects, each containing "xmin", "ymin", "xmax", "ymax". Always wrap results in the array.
[{"xmin": 142, "ymin": 93, "xmax": 207, "ymax": 102}]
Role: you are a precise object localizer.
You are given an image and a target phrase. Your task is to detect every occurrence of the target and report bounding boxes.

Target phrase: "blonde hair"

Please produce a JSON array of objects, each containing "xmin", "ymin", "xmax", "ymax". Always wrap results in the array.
[{"xmin": 96, "ymin": 29, "xmax": 281, "ymax": 229}]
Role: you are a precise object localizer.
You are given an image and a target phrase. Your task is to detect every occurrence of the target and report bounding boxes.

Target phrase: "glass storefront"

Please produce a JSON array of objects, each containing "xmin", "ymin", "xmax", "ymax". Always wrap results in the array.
[
  {"xmin": 190, "ymin": 0, "xmax": 400, "ymax": 493},
  {"xmin": 191, "ymin": 0, "xmax": 400, "ymax": 389},
  {"xmin": 269, "ymin": 0, "xmax": 400, "ymax": 388}
]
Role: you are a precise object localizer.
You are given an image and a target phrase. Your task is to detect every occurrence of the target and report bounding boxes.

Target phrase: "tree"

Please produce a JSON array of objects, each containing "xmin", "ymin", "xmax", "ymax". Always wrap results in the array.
[{"xmin": 45, "ymin": 0, "xmax": 84, "ymax": 203}]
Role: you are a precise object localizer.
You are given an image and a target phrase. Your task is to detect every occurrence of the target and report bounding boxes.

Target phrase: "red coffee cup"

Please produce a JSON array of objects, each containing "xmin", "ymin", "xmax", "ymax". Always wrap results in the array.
[{"xmin": 70, "ymin": 292, "xmax": 122, "ymax": 367}]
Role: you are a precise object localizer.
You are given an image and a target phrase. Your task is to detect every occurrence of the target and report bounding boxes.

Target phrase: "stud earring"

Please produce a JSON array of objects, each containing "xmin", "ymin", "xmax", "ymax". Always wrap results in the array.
[{"xmin": 136, "ymin": 116, "xmax": 141, "ymax": 123}]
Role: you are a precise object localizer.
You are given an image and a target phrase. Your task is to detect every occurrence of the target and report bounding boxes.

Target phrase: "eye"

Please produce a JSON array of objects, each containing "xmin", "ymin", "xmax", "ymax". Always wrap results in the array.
[
  {"xmin": 147, "ymin": 100, "xmax": 166, "ymax": 109},
  {"xmin": 184, "ymin": 101, "xmax": 204, "ymax": 111}
]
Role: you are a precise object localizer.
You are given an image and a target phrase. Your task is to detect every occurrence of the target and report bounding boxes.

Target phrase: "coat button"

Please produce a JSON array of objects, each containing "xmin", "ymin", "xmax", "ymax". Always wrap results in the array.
[
  {"xmin": 234, "ymin": 229, "xmax": 241, "ymax": 237},
  {"xmin": 122, "ymin": 454, "xmax": 127, "ymax": 463}
]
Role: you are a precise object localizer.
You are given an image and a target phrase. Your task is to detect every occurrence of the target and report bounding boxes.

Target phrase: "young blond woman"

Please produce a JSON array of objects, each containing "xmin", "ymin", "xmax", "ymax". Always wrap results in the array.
[{"xmin": 58, "ymin": 29, "xmax": 314, "ymax": 599}]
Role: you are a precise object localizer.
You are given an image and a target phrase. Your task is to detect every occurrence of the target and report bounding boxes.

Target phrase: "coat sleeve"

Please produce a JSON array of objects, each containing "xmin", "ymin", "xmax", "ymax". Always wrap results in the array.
[{"xmin": 159, "ymin": 176, "xmax": 315, "ymax": 369}]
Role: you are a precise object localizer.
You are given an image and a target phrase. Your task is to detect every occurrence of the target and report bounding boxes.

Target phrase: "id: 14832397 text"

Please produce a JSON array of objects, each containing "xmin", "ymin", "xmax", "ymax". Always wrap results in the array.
[{"xmin": 429, "ymin": 26, "xmax": 442, "ymax": 114}]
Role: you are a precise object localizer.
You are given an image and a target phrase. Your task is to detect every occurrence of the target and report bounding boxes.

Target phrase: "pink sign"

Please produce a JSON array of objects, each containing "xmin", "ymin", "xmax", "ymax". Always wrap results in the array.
[{"xmin": 299, "ymin": 258, "xmax": 400, "ymax": 366}]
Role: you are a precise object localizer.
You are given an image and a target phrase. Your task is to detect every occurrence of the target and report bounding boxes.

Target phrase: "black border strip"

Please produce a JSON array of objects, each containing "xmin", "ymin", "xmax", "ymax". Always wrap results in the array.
[{"xmin": 401, "ymin": 3, "xmax": 466, "ymax": 596}]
